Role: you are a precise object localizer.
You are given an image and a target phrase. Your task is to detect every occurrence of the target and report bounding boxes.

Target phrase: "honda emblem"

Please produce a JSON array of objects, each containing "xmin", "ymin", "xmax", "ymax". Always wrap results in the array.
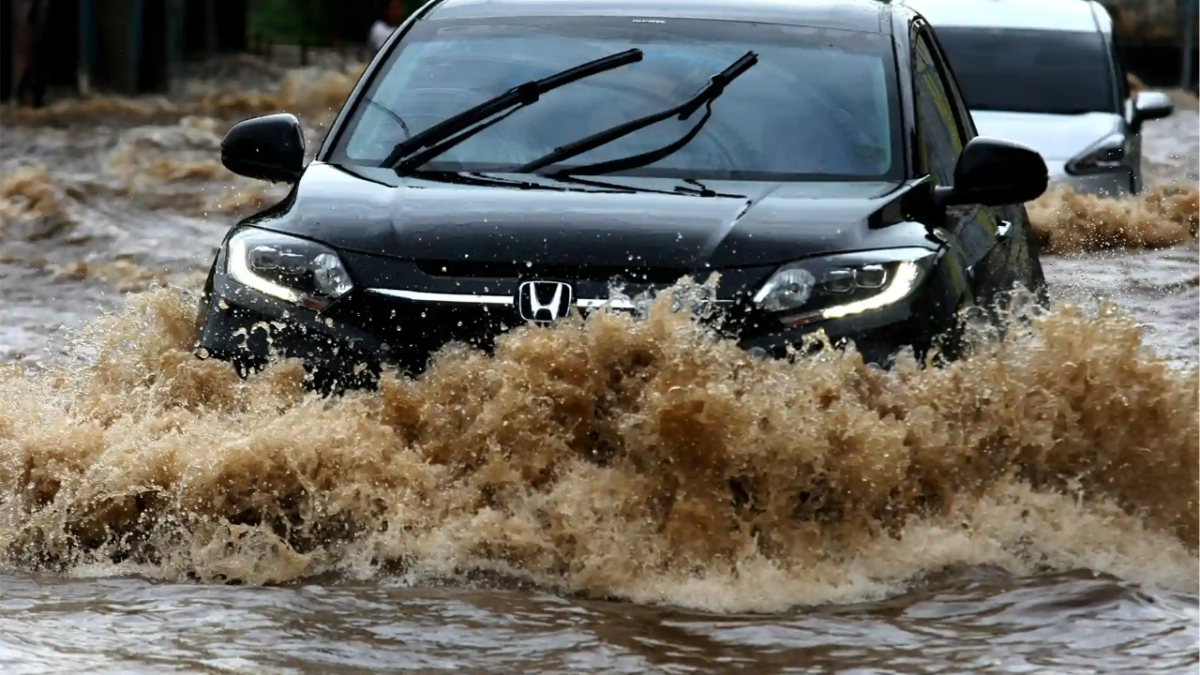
[{"xmin": 517, "ymin": 281, "xmax": 574, "ymax": 323}]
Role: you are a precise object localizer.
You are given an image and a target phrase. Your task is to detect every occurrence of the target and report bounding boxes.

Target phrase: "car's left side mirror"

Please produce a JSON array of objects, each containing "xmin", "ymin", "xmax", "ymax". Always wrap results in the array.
[
  {"xmin": 221, "ymin": 112, "xmax": 307, "ymax": 184},
  {"xmin": 935, "ymin": 137, "xmax": 1049, "ymax": 208},
  {"xmin": 1131, "ymin": 90, "xmax": 1174, "ymax": 127}
]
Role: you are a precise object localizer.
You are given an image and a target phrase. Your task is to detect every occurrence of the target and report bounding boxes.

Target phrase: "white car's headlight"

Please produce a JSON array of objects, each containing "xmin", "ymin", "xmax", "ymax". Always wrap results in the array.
[
  {"xmin": 226, "ymin": 228, "xmax": 354, "ymax": 310},
  {"xmin": 754, "ymin": 247, "xmax": 936, "ymax": 326},
  {"xmin": 1065, "ymin": 133, "xmax": 1128, "ymax": 175}
]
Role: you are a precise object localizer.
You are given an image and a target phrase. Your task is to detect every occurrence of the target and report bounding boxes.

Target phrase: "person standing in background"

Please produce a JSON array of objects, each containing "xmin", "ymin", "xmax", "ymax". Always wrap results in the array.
[
  {"xmin": 10, "ymin": 0, "xmax": 50, "ymax": 108},
  {"xmin": 368, "ymin": 0, "xmax": 405, "ymax": 52}
]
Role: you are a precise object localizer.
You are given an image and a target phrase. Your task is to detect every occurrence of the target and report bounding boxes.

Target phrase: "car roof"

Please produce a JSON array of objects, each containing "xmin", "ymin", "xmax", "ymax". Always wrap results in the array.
[
  {"xmin": 898, "ymin": 0, "xmax": 1109, "ymax": 32},
  {"xmin": 425, "ymin": 0, "xmax": 899, "ymax": 34}
]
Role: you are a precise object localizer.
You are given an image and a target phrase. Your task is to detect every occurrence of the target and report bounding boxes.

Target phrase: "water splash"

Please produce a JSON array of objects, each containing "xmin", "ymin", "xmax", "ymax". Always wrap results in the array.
[
  {"xmin": 0, "ymin": 286, "xmax": 1194, "ymax": 612},
  {"xmin": 1028, "ymin": 185, "xmax": 1199, "ymax": 253}
]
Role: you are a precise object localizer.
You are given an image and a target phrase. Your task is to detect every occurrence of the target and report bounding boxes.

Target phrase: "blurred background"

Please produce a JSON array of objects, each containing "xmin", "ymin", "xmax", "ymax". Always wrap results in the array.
[{"xmin": 0, "ymin": 0, "xmax": 404, "ymax": 102}]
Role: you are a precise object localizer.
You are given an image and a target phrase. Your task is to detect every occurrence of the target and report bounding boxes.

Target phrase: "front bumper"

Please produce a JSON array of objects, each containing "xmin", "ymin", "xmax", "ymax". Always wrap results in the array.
[{"xmin": 195, "ymin": 271, "xmax": 935, "ymax": 389}]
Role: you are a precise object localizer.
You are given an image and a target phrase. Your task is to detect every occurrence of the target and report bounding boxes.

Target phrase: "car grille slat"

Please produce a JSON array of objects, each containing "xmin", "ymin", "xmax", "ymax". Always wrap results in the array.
[{"xmin": 414, "ymin": 260, "xmax": 690, "ymax": 285}]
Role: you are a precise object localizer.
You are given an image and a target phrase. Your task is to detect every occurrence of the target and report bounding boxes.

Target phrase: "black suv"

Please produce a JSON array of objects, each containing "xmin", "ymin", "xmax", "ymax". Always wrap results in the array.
[{"xmin": 196, "ymin": 0, "xmax": 1049, "ymax": 389}]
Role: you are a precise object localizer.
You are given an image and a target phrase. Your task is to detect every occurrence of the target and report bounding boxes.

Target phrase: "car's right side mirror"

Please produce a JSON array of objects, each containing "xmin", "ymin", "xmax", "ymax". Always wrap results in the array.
[
  {"xmin": 221, "ymin": 113, "xmax": 307, "ymax": 184},
  {"xmin": 936, "ymin": 136, "xmax": 1049, "ymax": 208},
  {"xmin": 1131, "ymin": 90, "xmax": 1174, "ymax": 127}
]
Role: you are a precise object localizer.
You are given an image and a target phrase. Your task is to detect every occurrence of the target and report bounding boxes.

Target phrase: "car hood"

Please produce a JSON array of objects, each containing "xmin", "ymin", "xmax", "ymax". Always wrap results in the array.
[
  {"xmin": 255, "ymin": 163, "xmax": 934, "ymax": 270},
  {"xmin": 970, "ymin": 110, "xmax": 1123, "ymax": 163}
]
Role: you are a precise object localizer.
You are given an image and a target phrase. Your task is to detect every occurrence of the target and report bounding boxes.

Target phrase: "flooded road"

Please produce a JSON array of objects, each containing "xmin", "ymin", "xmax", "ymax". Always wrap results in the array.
[{"xmin": 0, "ymin": 55, "xmax": 1197, "ymax": 674}]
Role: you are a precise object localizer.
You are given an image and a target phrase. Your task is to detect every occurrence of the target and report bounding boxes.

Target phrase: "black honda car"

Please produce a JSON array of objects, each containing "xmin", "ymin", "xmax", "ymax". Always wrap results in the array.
[{"xmin": 195, "ymin": 0, "xmax": 1050, "ymax": 389}]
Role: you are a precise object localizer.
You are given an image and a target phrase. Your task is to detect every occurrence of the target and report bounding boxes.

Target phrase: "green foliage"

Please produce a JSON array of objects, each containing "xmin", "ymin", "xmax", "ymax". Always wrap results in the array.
[
  {"xmin": 248, "ymin": 0, "xmax": 387, "ymax": 45},
  {"xmin": 248, "ymin": 0, "xmax": 310, "ymax": 44}
]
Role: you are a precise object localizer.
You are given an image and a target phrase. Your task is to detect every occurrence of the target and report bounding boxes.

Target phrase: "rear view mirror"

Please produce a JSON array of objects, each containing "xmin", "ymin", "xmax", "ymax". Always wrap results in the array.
[
  {"xmin": 1131, "ymin": 90, "xmax": 1174, "ymax": 126},
  {"xmin": 221, "ymin": 113, "xmax": 306, "ymax": 183},
  {"xmin": 936, "ymin": 137, "xmax": 1048, "ymax": 207}
]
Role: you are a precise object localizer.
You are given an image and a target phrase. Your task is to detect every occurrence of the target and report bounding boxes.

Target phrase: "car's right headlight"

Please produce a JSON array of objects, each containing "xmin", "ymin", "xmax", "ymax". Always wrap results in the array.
[
  {"xmin": 754, "ymin": 247, "xmax": 936, "ymax": 326},
  {"xmin": 1065, "ymin": 133, "xmax": 1129, "ymax": 176},
  {"xmin": 225, "ymin": 228, "xmax": 354, "ymax": 311}
]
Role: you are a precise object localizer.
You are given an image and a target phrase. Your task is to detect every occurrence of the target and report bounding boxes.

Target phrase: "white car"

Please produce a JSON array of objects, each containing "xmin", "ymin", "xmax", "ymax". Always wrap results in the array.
[{"xmin": 901, "ymin": 0, "xmax": 1174, "ymax": 196}]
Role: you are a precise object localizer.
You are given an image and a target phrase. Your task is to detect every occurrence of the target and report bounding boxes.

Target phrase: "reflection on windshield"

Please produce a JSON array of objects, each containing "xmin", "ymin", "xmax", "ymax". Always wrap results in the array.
[
  {"xmin": 935, "ymin": 27, "xmax": 1118, "ymax": 115},
  {"xmin": 334, "ymin": 17, "xmax": 902, "ymax": 182}
]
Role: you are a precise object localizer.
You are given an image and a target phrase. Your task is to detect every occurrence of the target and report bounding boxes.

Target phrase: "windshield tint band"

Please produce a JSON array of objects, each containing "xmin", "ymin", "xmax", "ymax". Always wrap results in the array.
[
  {"xmin": 330, "ymin": 16, "xmax": 904, "ymax": 182},
  {"xmin": 933, "ymin": 27, "xmax": 1118, "ymax": 115}
]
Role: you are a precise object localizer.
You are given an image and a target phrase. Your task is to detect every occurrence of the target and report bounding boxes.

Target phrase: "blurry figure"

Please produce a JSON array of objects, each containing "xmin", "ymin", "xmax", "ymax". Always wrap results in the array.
[
  {"xmin": 10, "ymin": 0, "xmax": 50, "ymax": 108},
  {"xmin": 368, "ymin": 0, "xmax": 406, "ymax": 52}
]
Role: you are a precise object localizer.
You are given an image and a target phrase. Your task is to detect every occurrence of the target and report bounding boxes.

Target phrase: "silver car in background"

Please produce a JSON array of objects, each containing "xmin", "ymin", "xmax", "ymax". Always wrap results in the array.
[{"xmin": 902, "ymin": 0, "xmax": 1175, "ymax": 196}]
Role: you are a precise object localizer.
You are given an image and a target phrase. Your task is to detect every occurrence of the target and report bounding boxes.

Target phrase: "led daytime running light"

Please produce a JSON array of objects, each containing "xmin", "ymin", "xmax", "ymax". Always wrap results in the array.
[
  {"xmin": 228, "ymin": 235, "xmax": 309, "ymax": 306},
  {"xmin": 756, "ymin": 248, "xmax": 935, "ymax": 326},
  {"xmin": 817, "ymin": 260, "xmax": 921, "ymax": 320},
  {"xmin": 226, "ymin": 230, "xmax": 353, "ymax": 310}
]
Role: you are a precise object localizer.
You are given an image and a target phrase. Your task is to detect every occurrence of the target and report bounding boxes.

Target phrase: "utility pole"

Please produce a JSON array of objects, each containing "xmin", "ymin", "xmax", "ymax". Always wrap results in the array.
[
  {"xmin": 1183, "ymin": 0, "xmax": 1197, "ymax": 90},
  {"xmin": 78, "ymin": 0, "xmax": 95, "ymax": 95},
  {"xmin": 166, "ymin": 0, "xmax": 185, "ymax": 96}
]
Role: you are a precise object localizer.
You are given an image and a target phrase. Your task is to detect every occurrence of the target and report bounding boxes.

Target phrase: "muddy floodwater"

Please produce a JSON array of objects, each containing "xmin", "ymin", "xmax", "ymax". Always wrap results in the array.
[{"xmin": 0, "ymin": 55, "xmax": 1197, "ymax": 674}]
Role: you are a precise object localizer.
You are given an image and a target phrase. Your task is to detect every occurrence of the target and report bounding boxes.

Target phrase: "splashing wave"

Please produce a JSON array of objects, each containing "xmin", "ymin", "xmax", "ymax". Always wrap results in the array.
[
  {"xmin": 1028, "ymin": 185, "xmax": 1198, "ymax": 254},
  {"xmin": 0, "ymin": 286, "xmax": 1194, "ymax": 612}
]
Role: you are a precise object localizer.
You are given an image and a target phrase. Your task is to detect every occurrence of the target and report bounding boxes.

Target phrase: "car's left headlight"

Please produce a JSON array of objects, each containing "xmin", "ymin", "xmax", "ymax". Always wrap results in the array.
[
  {"xmin": 225, "ymin": 228, "xmax": 354, "ymax": 310},
  {"xmin": 753, "ymin": 247, "xmax": 936, "ymax": 326}
]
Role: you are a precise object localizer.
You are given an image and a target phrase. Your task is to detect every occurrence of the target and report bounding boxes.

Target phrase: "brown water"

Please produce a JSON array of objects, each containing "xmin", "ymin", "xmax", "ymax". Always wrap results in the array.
[{"xmin": 0, "ymin": 55, "xmax": 1198, "ymax": 674}]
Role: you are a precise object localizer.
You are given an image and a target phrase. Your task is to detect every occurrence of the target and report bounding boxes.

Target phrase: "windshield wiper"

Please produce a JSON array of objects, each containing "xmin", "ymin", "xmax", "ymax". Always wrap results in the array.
[
  {"xmin": 382, "ymin": 48, "xmax": 643, "ymax": 172},
  {"xmin": 365, "ymin": 97, "xmax": 411, "ymax": 140},
  {"xmin": 516, "ymin": 51, "xmax": 758, "ymax": 175}
]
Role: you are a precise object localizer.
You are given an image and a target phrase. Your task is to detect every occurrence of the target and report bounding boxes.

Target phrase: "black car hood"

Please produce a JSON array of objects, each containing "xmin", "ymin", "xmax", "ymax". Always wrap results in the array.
[{"xmin": 257, "ymin": 162, "xmax": 933, "ymax": 269}]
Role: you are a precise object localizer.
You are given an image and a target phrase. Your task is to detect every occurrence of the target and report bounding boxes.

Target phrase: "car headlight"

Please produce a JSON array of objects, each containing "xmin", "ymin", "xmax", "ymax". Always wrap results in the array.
[
  {"xmin": 753, "ymin": 247, "xmax": 935, "ymax": 326},
  {"xmin": 225, "ymin": 228, "xmax": 354, "ymax": 310},
  {"xmin": 1065, "ymin": 133, "xmax": 1129, "ymax": 175}
]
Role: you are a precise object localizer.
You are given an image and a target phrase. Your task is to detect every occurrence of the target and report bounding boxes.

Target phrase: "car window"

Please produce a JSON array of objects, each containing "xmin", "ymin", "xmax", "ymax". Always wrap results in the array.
[
  {"xmin": 932, "ymin": 27, "xmax": 1119, "ymax": 115},
  {"xmin": 924, "ymin": 30, "xmax": 978, "ymax": 139},
  {"xmin": 912, "ymin": 30, "xmax": 966, "ymax": 187},
  {"xmin": 1110, "ymin": 29, "xmax": 1130, "ymax": 101},
  {"xmin": 331, "ymin": 17, "xmax": 904, "ymax": 182}
]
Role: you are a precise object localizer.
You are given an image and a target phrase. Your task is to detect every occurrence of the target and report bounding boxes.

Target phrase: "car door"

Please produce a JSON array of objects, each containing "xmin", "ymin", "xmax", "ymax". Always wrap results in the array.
[
  {"xmin": 925, "ymin": 25, "xmax": 1046, "ymax": 302},
  {"xmin": 1107, "ymin": 27, "xmax": 1142, "ymax": 192},
  {"xmin": 910, "ymin": 22, "xmax": 1012, "ymax": 311}
]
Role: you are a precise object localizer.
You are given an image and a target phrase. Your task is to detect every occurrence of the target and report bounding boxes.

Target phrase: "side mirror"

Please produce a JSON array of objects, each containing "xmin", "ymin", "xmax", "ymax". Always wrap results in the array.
[
  {"xmin": 1131, "ymin": 90, "xmax": 1174, "ymax": 127},
  {"xmin": 221, "ymin": 113, "xmax": 306, "ymax": 183},
  {"xmin": 936, "ymin": 136, "xmax": 1048, "ymax": 208}
]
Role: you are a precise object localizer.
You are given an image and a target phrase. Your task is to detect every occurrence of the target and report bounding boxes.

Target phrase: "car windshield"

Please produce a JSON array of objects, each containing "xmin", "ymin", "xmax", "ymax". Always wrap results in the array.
[
  {"xmin": 934, "ymin": 27, "xmax": 1118, "ymax": 115},
  {"xmin": 330, "ymin": 17, "xmax": 902, "ymax": 181}
]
